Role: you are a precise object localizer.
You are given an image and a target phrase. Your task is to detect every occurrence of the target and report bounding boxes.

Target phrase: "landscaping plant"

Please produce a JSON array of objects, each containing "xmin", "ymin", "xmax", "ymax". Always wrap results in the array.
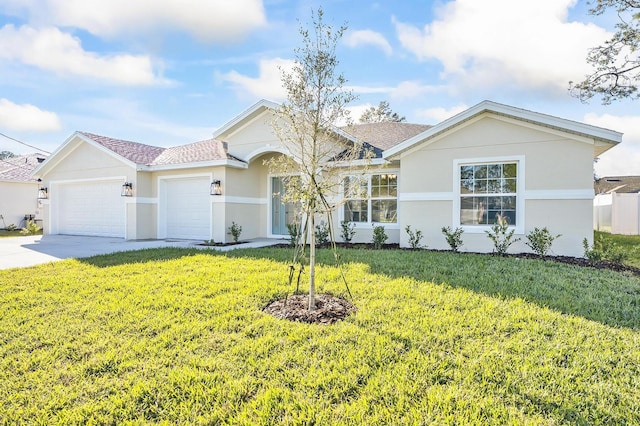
[
  {"xmin": 583, "ymin": 233, "xmax": 628, "ymax": 265},
  {"xmin": 485, "ymin": 215, "xmax": 521, "ymax": 255},
  {"xmin": 372, "ymin": 224, "xmax": 388, "ymax": 249},
  {"xmin": 525, "ymin": 227, "xmax": 561, "ymax": 257},
  {"xmin": 339, "ymin": 220, "xmax": 356, "ymax": 243},
  {"xmin": 441, "ymin": 226, "xmax": 464, "ymax": 252},
  {"xmin": 287, "ymin": 223, "xmax": 301, "ymax": 248},
  {"xmin": 405, "ymin": 225, "xmax": 424, "ymax": 249},
  {"xmin": 20, "ymin": 220, "xmax": 41, "ymax": 236},
  {"xmin": 228, "ymin": 221, "xmax": 243, "ymax": 243},
  {"xmin": 314, "ymin": 221, "xmax": 330, "ymax": 246}
]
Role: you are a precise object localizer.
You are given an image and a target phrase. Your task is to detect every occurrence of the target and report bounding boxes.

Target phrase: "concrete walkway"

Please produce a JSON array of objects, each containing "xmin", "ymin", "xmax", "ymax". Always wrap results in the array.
[{"xmin": 0, "ymin": 235, "xmax": 285, "ymax": 270}]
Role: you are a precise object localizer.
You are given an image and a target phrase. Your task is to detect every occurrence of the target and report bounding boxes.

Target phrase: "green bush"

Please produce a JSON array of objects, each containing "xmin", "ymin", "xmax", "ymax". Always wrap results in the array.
[
  {"xmin": 583, "ymin": 234, "xmax": 628, "ymax": 265},
  {"xmin": 228, "ymin": 221, "xmax": 243, "ymax": 243},
  {"xmin": 441, "ymin": 226, "xmax": 464, "ymax": 252},
  {"xmin": 287, "ymin": 223, "xmax": 302, "ymax": 247},
  {"xmin": 485, "ymin": 215, "xmax": 521, "ymax": 256},
  {"xmin": 372, "ymin": 225, "xmax": 388, "ymax": 249},
  {"xmin": 20, "ymin": 220, "xmax": 41, "ymax": 236},
  {"xmin": 315, "ymin": 221, "xmax": 330, "ymax": 245},
  {"xmin": 405, "ymin": 225, "xmax": 424, "ymax": 249},
  {"xmin": 5, "ymin": 224, "xmax": 16, "ymax": 231},
  {"xmin": 340, "ymin": 220, "xmax": 355, "ymax": 243},
  {"xmin": 525, "ymin": 227, "xmax": 561, "ymax": 257}
]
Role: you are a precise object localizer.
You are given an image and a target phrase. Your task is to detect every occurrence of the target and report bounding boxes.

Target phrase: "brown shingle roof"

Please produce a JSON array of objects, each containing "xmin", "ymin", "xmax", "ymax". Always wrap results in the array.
[
  {"xmin": 342, "ymin": 122, "xmax": 432, "ymax": 151},
  {"xmin": 0, "ymin": 153, "xmax": 48, "ymax": 182},
  {"xmin": 595, "ymin": 176, "xmax": 640, "ymax": 194},
  {"xmin": 80, "ymin": 132, "xmax": 166, "ymax": 165},
  {"xmin": 79, "ymin": 132, "xmax": 242, "ymax": 166},
  {"xmin": 151, "ymin": 139, "xmax": 241, "ymax": 166}
]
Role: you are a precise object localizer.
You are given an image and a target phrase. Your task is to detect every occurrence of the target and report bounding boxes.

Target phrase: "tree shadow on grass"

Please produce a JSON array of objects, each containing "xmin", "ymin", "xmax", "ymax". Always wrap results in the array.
[
  {"xmin": 78, "ymin": 245, "xmax": 640, "ymax": 330},
  {"xmin": 224, "ymin": 247, "xmax": 640, "ymax": 330}
]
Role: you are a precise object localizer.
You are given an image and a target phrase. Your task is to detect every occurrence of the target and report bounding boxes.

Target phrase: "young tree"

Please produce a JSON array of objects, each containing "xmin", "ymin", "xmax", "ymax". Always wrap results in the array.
[
  {"xmin": 570, "ymin": 1, "xmax": 640, "ymax": 104},
  {"xmin": 359, "ymin": 100, "xmax": 406, "ymax": 123},
  {"xmin": 268, "ymin": 8, "xmax": 372, "ymax": 311}
]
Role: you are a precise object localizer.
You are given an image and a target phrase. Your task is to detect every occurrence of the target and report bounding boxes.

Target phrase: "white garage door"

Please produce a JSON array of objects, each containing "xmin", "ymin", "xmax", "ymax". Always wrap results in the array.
[
  {"xmin": 163, "ymin": 177, "xmax": 210, "ymax": 240},
  {"xmin": 56, "ymin": 180, "xmax": 126, "ymax": 237}
]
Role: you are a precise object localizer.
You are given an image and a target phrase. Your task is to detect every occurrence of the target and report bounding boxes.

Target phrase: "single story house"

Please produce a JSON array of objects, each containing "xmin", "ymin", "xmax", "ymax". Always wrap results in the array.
[
  {"xmin": 594, "ymin": 176, "xmax": 640, "ymax": 235},
  {"xmin": 0, "ymin": 153, "xmax": 48, "ymax": 229},
  {"xmin": 33, "ymin": 100, "xmax": 621, "ymax": 257}
]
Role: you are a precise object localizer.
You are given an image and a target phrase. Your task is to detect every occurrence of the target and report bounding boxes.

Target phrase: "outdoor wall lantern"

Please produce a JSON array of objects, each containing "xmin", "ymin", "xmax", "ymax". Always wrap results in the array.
[
  {"xmin": 210, "ymin": 180, "xmax": 222, "ymax": 195},
  {"xmin": 37, "ymin": 187, "xmax": 48, "ymax": 199},
  {"xmin": 121, "ymin": 182, "xmax": 134, "ymax": 197}
]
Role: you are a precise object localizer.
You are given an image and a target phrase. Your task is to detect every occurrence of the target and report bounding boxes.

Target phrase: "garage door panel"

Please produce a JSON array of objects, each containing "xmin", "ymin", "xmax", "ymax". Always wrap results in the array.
[
  {"xmin": 56, "ymin": 180, "xmax": 125, "ymax": 238},
  {"xmin": 164, "ymin": 178, "xmax": 210, "ymax": 240}
]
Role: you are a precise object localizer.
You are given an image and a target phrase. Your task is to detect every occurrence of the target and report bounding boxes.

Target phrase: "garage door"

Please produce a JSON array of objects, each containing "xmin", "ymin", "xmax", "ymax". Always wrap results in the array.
[
  {"xmin": 55, "ymin": 180, "xmax": 125, "ymax": 237},
  {"xmin": 163, "ymin": 177, "xmax": 210, "ymax": 240}
]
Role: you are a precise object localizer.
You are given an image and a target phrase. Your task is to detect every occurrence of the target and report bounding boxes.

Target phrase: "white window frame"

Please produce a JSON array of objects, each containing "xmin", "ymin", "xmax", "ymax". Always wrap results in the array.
[
  {"xmin": 453, "ymin": 156, "xmax": 525, "ymax": 234},
  {"xmin": 342, "ymin": 171, "xmax": 400, "ymax": 229}
]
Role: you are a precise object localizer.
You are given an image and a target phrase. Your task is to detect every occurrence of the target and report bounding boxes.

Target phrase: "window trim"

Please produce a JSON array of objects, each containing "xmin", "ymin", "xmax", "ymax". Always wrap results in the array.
[
  {"xmin": 453, "ymin": 156, "xmax": 525, "ymax": 234},
  {"xmin": 342, "ymin": 171, "xmax": 400, "ymax": 229}
]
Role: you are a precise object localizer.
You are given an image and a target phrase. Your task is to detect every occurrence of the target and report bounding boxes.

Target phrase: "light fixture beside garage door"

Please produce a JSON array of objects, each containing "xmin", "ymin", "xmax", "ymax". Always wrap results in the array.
[
  {"xmin": 210, "ymin": 179, "xmax": 222, "ymax": 195},
  {"xmin": 37, "ymin": 186, "xmax": 48, "ymax": 199},
  {"xmin": 121, "ymin": 182, "xmax": 133, "ymax": 197}
]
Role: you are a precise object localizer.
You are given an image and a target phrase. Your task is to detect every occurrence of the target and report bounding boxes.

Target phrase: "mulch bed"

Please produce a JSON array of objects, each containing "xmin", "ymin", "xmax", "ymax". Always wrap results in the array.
[{"xmin": 264, "ymin": 293, "xmax": 356, "ymax": 325}]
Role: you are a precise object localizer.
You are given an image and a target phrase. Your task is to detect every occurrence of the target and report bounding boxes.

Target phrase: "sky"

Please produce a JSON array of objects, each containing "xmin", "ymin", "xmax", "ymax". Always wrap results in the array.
[{"xmin": 0, "ymin": 0, "xmax": 638, "ymax": 177}]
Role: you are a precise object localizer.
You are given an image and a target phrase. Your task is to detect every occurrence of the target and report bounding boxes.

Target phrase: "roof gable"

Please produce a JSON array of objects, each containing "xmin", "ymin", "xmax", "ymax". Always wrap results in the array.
[{"xmin": 383, "ymin": 100, "xmax": 623, "ymax": 159}]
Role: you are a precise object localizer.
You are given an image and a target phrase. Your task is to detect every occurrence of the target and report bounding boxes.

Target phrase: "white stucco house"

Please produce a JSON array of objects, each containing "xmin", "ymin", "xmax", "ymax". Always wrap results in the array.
[
  {"xmin": 32, "ymin": 100, "xmax": 622, "ymax": 257},
  {"xmin": 0, "ymin": 153, "xmax": 48, "ymax": 229}
]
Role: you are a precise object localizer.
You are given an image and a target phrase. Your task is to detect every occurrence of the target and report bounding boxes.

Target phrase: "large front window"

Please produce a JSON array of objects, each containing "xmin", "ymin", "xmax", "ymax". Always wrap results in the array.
[
  {"xmin": 460, "ymin": 162, "xmax": 517, "ymax": 225},
  {"xmin": 344, "ymin": 174, "xmax": 397, "ymax": 224}
]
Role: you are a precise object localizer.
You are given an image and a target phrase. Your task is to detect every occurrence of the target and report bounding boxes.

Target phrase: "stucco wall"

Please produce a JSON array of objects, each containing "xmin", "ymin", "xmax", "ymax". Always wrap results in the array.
[
  {"xmin": 0, "ymin": 181, "xmax": 39, "ymax": 228},
  {"xmin": 397, "ymin": 114, "xmax": 596, "ymax": 257}
]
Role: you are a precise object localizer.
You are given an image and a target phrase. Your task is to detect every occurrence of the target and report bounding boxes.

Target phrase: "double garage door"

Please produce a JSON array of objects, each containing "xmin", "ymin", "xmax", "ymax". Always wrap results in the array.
[
  {"xmin": 55, "ymin": 180, "xmax": 126, "ymax": 238},
  {"xmin": 53, "ymin": 177, "xmax": 211, "ymax": 240}
]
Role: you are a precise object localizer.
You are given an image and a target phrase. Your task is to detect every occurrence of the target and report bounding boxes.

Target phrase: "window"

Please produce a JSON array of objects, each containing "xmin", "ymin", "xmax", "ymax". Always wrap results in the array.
[
  {"xmin": 344, "ymin": 174, "xmax": 397, "ymax": 224},
  {"xmin": 459, "ymin": 162, "xmax": 517, "ymax": 225}
]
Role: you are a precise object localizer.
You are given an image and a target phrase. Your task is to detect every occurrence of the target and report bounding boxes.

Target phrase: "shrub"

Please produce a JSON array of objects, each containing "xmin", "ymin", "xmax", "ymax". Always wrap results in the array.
[
  {"xmin": 485, "ymin": 215, "xmax": 521, "ymax": 256},
  {"xmin": 525, "ymin": 227, "xmax": 561, "ymax": 257},
  {"xmin": 405, "ymin": 225, "xmax": 424, "ymax": 249},
  {"xmin": 441, "ymin": 226, "xmax": 464, "ymax": 252},
  {"xmin": 340, "ymin": 221, "xmax": 356, "ymax": 243},
  {"xmin": 287, "ymin": 223, "xmax": 302, "ymax": 247},
  {"xmin": 228, "ymin": 221, "xmax": 243, "ymax": 243},
  {"xmin": 20, "ymin": 221, "xmax": 41, "ymax": 236},
  {"xmin": 315, "ymin": 221, "xmax": 330, "ymax": 246},
  {"xmin": 372, "ymin": 225, "xmax": 388, "ymax": 249},
  {"xmin": 202, "ymin": 239, "xmax": 216, "ymax": 246},
  {"xmin": 6, "ymin": 224, "xmax": 16, "ymax": 231},
  {"xmin": 583, "ymin": 234, "xmax": 628, "ymax": 265}
]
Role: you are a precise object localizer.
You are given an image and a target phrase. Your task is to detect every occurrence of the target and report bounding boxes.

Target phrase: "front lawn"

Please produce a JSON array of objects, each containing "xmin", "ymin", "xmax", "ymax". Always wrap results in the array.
[
  {"xmin": 596, "ymin": 231, "xmax": 640, "ymax": 268},
  {"xmin": 0, "ymin": 248, "xmax": 638, "ymax": 424}
]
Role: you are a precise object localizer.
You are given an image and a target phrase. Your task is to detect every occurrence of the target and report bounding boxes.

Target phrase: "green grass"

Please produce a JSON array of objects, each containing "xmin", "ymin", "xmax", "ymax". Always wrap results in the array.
[
  {"xmin": 596, "ymin": 231, "xmax": 640, "ymax": 268},
  {"xmin": 0, "ymin": 229, "xmax": 42, "ymax": 238},
  {"xmin": 1, "ymin": 247, "xmax": 639, "ymax": 424}
]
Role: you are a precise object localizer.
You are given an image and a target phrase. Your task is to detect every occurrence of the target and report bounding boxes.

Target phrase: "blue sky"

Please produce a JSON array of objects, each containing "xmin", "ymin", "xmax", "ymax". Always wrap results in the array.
[{"xmin": 0, "ymin": 0, "xmax": 638, "ymax": 176}]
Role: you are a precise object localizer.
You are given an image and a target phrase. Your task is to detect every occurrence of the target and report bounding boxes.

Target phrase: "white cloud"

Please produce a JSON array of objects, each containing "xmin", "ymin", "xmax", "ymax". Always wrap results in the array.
[
  {"xmin": 218, "ymin": 58, "xmax": 294, "ymax": 100},
  {"xmin": 0, "ymin": 25, "xmax": 166, "ymax": 85},
  {"xmin": 344, "ymin": 29, "xmax": 392, "ymax": 56},
  {"xmin": 584, "ymin": 112, "xmax": 640, "ymax": 176},
  {"xmin": 393, "ymin": 0, "xmax": 611, "ymax": 95},
  {"xmin": 4, "ymin": 0, "xmax": 266, "ymax": 42},
  {"xmin": 0, "ymin": 98, "xmax": 62, "ymax": 132},
  {"xmin": 416, "ymin": 104, "xmax": 468, "ymax": 123}
]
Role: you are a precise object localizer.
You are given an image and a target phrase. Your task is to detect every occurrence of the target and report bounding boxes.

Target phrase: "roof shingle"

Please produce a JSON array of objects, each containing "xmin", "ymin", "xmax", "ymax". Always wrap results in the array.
[{"xmin": 0, "ymin": 153, "xmax": 48, "ymax": 182}]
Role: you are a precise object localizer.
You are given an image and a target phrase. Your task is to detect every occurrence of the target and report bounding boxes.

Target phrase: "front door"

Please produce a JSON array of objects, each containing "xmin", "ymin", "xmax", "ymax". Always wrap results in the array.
[{"xmin": 271, "ymin": 177, "xmax": 297, "ymax": 236}]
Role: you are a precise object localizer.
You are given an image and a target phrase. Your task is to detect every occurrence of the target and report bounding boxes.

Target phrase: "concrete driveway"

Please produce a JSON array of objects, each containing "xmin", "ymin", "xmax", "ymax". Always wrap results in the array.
[{"xmin": 0, "ymin": 235, "xmax": 284, "ymax": 270}]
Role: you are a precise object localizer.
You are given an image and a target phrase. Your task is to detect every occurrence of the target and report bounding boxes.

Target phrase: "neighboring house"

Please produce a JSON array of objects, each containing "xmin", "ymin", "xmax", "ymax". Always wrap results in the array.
[
  {"xmin": 33, "ymin": 100, "xmax": 621, "ymax": 257},
  {"xmin": 0, "ymin": 153, "xmax": 48, "ymax": 229},
  {"xmin": 594, "ymin": 176, "xmax": 640, "ymax": 235}
]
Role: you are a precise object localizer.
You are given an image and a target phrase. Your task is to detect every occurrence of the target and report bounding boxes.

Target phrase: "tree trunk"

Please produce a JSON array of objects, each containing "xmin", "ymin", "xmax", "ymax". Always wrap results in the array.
[{"xmin": 308, "ymin": 212, "xmax": 316, "ymax": 311}]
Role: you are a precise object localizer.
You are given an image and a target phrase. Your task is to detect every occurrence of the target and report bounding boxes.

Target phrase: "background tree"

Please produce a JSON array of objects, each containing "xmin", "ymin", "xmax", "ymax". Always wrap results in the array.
[
  {"xmin": 571, "ymin": 0, "xmax": 640, "ymax": 103},
  {"xmin": 268, "ymin": 8, "xmax": 371, "ymax": 311},
  {"xmin": 0, "ymin": 151, "xmax": 16, "ymax": 160},
  {"xmin": 359, "ymin": 100, "xmax": 406, "ymax": 123}
]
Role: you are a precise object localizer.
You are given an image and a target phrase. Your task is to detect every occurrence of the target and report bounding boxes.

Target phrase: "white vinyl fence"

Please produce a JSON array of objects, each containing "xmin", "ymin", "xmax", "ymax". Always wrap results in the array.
[{"xmin": 594, "ymin": 193, "xmax": 640, "ymax": 235}]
